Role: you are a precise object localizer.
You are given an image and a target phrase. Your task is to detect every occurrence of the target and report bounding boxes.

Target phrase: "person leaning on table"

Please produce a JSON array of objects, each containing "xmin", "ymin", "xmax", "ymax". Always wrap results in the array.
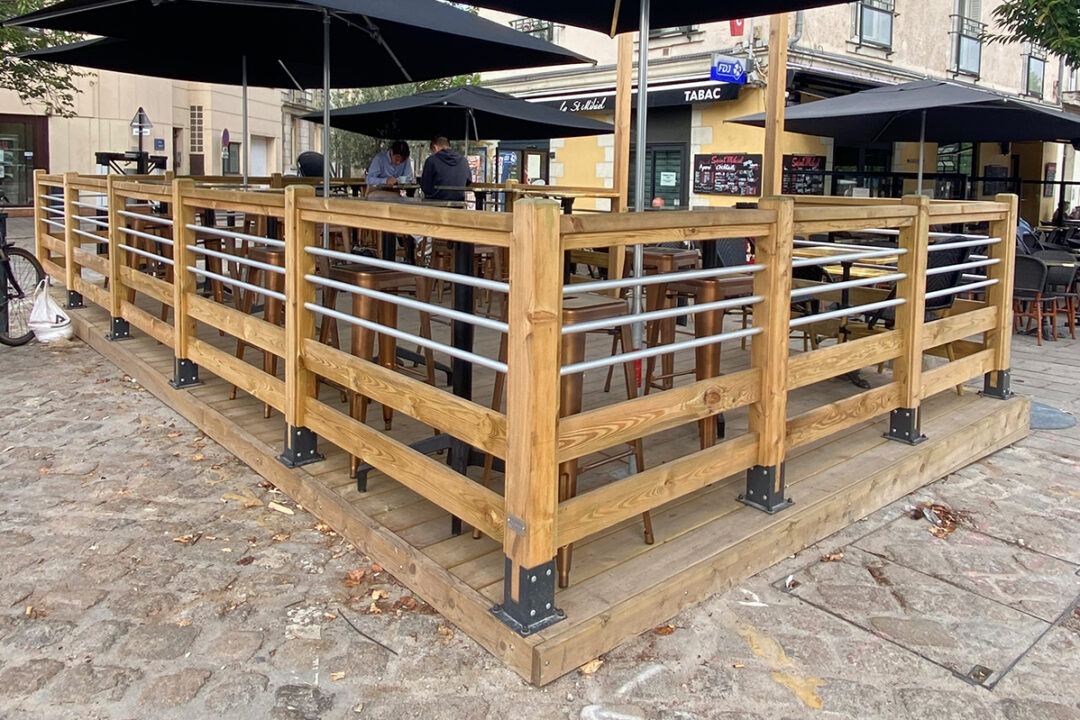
[
  {"xmin": 420, "ymin": 136, "xmax": 471, "ymax": 202},
  {"xmin": 365, "ymin": 140, "xmax": 413, "ymax": 190}
]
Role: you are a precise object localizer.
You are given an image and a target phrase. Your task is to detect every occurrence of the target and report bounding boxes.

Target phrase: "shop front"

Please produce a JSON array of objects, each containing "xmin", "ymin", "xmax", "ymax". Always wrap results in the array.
[{"xmin": 0, "ymin": 114, "xmax": 48, "ymax": 207}]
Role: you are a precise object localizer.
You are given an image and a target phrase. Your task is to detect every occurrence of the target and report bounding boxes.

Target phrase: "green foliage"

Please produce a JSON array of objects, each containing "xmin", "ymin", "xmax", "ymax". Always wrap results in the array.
[
  {"xmin": 324, "ymin": 74, "xmax": 479, "ymax": 176},
  {"xmin": 988, "ymin": 0, "xmax": 1080, "ymax": 69},
  {"xmin": 0, "ymin": 0, "xmax": 85, "ymax": 116}
]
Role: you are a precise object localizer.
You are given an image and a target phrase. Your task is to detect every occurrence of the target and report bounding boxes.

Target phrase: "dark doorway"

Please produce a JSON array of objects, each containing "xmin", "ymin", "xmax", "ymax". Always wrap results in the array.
[{"xmin": 629, "ymin": 143, "xmax": 688, "ymax": 208}]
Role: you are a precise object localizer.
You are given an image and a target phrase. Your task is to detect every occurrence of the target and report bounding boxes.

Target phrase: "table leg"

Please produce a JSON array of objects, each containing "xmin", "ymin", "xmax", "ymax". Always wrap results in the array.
[{"xmin": 448, "ymin": 240, "xmax": 476, "ymax": 536}]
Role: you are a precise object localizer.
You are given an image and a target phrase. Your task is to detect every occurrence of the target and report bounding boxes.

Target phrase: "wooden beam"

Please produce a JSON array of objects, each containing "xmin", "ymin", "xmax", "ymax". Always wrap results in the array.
[
  {"xmin": 749, "ymin": 197, "xmax": 793, "ymax": 470},
  {"xmin": 921, "ymin": 349, "xmax": 993, "ymax": 399},
  {"xmin": 285, "ymin": 185, "xmax": 317, "ymax": 429},
  {"xmin": 761, "ymin": 13, "xmax": 790, "ymax": 198},
  {"xmin": 986, "ymin": 194, "xmax": 1019, "ymax": 375},
  {"xmin": 118, "ymin": 265, "xmax": 173, "ymax": 306},
  {"xmin": 187, "ymin": 337, "xmax": 286, "ymax": 411},
  {"xmin": 120, "ymin": 300, "xmax": 173, "ymax": 347},
  {"xmin": 557, "ymin": 368, "xmax": 760, "ymax": 462},
  {"xmin": 303, "ymin": 339, "xmax": 507, "ymax": 458},
  {"xmin": 787, "ymin": 383, "xmax": 902, "ymax": 449},
  {"xmin": 921, "ymin": 306, "xmax": 997, "ymax": 351},
  {"xmin": 556, "ymin": 433, "xmax": 759, "ymax": 547},
  {"xmin": 787, "ymin": 332, "xmax": 902, "ymax": 390},
  {"xmin": 62, "ymin": 172, "xmax": 78, "ymax": 294},
  {"xmin": 172, "ymin": 180, "xmax": 199, "ymax": 360},
  {"xmin": 893, "ymin": 195, "xmax": 931, "ymax": 410},
  {"xmin": 504, "ymin": 198, "xmax": 563, "ymax": 583},
  {"xmin": 187, "ymin": 294, "xmax": 284, "ymax": 355},
  {"xmin": 613, "ymin": 32, "xmax": 633, "ymax": 214}
]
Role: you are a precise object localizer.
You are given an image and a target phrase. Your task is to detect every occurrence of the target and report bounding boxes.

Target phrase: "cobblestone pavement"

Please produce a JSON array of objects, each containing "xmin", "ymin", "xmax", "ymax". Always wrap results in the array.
[{"xmin": 1, "ymin": 219, "xmax": 1079, "ymax": 718}]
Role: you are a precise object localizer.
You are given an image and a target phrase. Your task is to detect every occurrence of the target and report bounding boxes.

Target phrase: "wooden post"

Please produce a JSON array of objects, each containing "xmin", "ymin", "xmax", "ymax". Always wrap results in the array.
[
  {"xmin": 169, "ymin": 178, "xmax": 201, "ymax": 387},
  {"xmin": 61, "ymin": 172, "xmax": 83, "ymax": 309},
  {"xmin": 32, "ymin": 170, "xmax": 47, "ymax": 270},
  {"xmin": 609, "ymin": 32, "xmax": 634, "ymax": 286},
  {"xmin": 741, "ymin": 196, "xmax": 793, "ymax": 513},
  {"xmin": 761, "ymin": 13, "xmax": 790, "ymax": 198},
  {"xmin": 493, "ymin": 197, "xmax": 565, "ymax": 635},
  {"xmin": 103, "ymin": 175, "xmax": 131, "ymax": 340},
  {"xmin": 982, "ymin": 193, "xmax": 1019, "ymax": 398},
  {"xmin": 279, "ymin": 184, "xmax": 323, "ymax": 467},
  {"xmin": 886, "ymin": 194, "xmax": 931, "ymax": 443}
]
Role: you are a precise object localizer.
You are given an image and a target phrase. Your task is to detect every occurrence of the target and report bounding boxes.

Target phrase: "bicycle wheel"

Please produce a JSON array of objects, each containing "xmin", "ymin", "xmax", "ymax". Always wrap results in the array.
[{"xmin": 0, "ymin": 246, "xmax": 46, "ymax": 346}]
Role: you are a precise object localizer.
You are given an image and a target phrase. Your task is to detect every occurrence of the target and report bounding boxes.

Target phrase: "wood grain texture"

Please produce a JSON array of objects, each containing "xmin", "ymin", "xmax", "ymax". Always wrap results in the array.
[
  {"xmin": 303, "ymin": 339, "xmax": 507, "ymax": 457},
  {"xmin": 71, "ymin": 275, "xmax": 109, "ymax": 309},
  {"xmin": 62, "ymin": 173, "xmax": 78, "ymax": 292},
  {"xmin": 786, "ymin": 382, "xmax": 901, "ymax": 449},
  {"xmin": 921, "ymin": 349, "xmax": 993, "ymax": 399},
  {"xmin": 187, "ymin": 294, "xmax": 284, "ymax": 355},
  {"xmin": 120, "ymin": 300, "xmax": 174, "ymax": 347},
  {"xmin": 72, "ymin": 246, "xmax": 109, "ymax": 277},
  {"xmin": 188, "ymin": 337, "xmax": 286, "ymax": 412},
  {"xmin": 761, "ymin": 12, "xmax": 789, "ymax": 197},
  {"xmin": 557, "ymin": 369, "xmax": 760, "ymax": 462},
  {"xmin": 504, "ymin": 198, "xmax": 563, "ymax": 575},
  {"xmin": 893, "ymin": 195, "xmax": 930, "ymax": 409},
  {"xmin": 304, "ymin": 400, "xmax": 504, "ymax": 541},
  {"xmin": 986, "ymin": 194, "xmax": 1019, "ymax": 373},
  {"xmin": 118, "ymin": 265, "xmax": 173, "ymax": 306},
  {"xmin": 556, "ymin": 433, "xmax": 759, "ymax": 547},
  {"xmin": 286, "ymin": 186, "xmax": 317, "ymax": 428},
  {"xmin": 921, "ymin": 306, "xmax": 996, "ymax": 350},
  {"xmin": 787, "ymin": 332, "xmax": 902, "ymax": 390},
  {"xmin": 172, "ymin": 180, "xmax": 199, "ymax": 359}
]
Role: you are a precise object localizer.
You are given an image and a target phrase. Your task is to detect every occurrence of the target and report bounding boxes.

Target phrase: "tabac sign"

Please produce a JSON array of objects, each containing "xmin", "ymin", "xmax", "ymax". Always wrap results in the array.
[{"xmin": 710, "ymin": 54, "xmax": 747, "ymax": 84}]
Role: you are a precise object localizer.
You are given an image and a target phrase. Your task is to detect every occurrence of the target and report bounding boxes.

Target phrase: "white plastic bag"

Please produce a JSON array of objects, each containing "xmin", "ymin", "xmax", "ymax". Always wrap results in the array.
[{"xmin": 29, "ymin": 278, "xmax": 73, "ymax": 343}]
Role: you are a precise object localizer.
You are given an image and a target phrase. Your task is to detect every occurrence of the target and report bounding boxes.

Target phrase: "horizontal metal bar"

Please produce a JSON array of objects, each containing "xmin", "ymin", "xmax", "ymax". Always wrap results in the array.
[
  {"xmin": 562, "ymin": 294, "xmax": 763, "ymax": 335},
  {"xmin": 187, "ymin": 266, "xmax": 284, "ymax": 301},
  {"xmin": 567, "ymin": 263, "xmax": 764, "ymax": 295},
  {"xmin": 38, "ymin": 194, "xmax": 63, "ymax": 202},
  {"xmin": 561, "ymin": 326, "xmax": 762, "ymax": 376},
  {"xmin": 76, "ymin": 215, "xmax": 109, "ymax": 228},
  {"xmin": 42, "ymin": 205, "xmax": 65, "ymax": 215},
  {"xmin": 790, "ymin": 272, "xmax": 907, "ymax": 299},
  {"xmin": 924, "ymin": 278, "xmax": 998, "ymax": 300},
  {"xmin": 925, "ymin": 258, "xmax": 999, "ymax": 276},
  {"xmin": 928, "ymin": 237, "xmax": 1001, "ymax": 252},
  {"xmin": 306, "ymin": 302, "xmax": 507, "ymax": 374},
  {"xmin": 188, "ymin": 244, "xmax": 284, "ymax": 275},
  {"xmin": 41, "ymin": 218, "xmax": 66, "ymax": 229},
  {"xmin": 118, "ymin": 209, "xmax": 173, "ymax": 226},
  {"xmin": 789, "ymin": 298, "xmax": 906, "ymax": 328},
  {"xmin": 119, "ymin": 225, "xmax": 174, "ymax": 246},
  {"xmin": 306, "ymin": 273, "xmax": 508, "ymax": 333},
  {"xmin": 72, "ymin": 227, "xmax": 106, "ymax": 243},
  {"xmin": 119, "ymin": 243, "xmax": 173, "ymax": 266},
  {"xmin": 792, "ymin": 247, "xmax": 906, "ymax": 268},
  {"xmin": 306, "ymin": 246, "xmax": 509, "ymax": 294},
  {"xmin": 71, "ymin": 200, "xmax": 105, "ymax": 210},
  {"xmin": 185, "ymin": 223, "xmax": 285, "ymax": 248}
]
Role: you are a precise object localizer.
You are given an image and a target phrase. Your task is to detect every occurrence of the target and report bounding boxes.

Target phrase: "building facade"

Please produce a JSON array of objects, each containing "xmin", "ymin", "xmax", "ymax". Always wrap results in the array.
[
  {"xmin": 479, "ymin": 2, "xmax": 1076, "ymax": 224},
  {"xmin": 0, "ymin": 71, "xmax": 317, "ymax": 207}
]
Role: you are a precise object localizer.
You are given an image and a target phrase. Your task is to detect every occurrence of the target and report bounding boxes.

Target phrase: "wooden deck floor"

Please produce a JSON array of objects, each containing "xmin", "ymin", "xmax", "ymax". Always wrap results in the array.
[{"xmin": 63, "ymin": 286, "xmax": 1030, "ymax": 685}]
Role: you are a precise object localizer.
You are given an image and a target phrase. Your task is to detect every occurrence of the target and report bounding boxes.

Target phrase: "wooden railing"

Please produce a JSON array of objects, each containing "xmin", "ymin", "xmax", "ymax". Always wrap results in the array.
[{"xmin": 33, "ymin": 171, "xmax": 1018, "ymax": 633}]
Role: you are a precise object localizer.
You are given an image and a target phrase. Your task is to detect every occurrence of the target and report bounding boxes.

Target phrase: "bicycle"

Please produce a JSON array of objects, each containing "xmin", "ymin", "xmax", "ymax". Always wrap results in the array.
[{"xmin": 0, "ymin": 191, "xmax": 47, "ymax": 346}]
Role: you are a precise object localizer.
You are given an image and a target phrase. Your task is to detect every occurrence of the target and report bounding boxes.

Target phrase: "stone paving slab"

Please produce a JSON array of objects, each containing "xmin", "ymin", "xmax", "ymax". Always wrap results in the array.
[{"xmin": 783, "ymin": 546, "xmax": 1051, "ymax": 687}]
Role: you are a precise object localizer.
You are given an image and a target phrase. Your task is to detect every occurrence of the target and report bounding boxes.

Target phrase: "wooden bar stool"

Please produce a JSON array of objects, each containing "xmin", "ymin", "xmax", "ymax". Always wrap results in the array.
[
  {"xmin": 640, "ymin": 247, "xmax": 700, "ymax": 393},
  {"xmin": 481, "ymin": 292, "xmax": 653, "ymax": 588},
  {"xmin": 324, "ymin": 263, "xmax": 432, "ymax": 476},
  {"xmin": 229, "ymin": 247, "xmax": 285, "ymax": 418}
]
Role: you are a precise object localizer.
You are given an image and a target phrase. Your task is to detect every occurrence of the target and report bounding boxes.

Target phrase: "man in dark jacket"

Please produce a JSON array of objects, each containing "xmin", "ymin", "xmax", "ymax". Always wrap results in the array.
[{"xmin": 420, "ymin": 136, "xmax": 471, "ymax": 202}]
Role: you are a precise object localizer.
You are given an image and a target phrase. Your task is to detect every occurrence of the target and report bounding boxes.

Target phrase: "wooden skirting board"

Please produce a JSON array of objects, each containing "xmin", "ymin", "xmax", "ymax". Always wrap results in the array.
[{"xmin": 64, "ymin": 300, "xmax": 1030, "ymax": 686}]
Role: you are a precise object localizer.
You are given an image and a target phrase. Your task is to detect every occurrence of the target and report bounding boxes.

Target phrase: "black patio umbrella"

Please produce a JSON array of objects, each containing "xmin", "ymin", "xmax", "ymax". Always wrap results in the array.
[
  {"xmin": 3, "ymin": 0, "xmax": 594, "ymax": 188},
  {"xmin": 301, "ymin": 85, "xmax": 613, "ymax": 142},
  {"xmin": 730, "ymin": 79, "xmax": 1080, "ymax": 185},
  {"xmin": 469, "ymin": 1, "xmax": 844, "ymax": 36}
]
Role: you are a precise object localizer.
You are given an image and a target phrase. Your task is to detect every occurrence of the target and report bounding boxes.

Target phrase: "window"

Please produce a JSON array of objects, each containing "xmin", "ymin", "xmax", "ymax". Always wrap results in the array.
[
  {"xmin": 222, "ymin": 142, "xmax": 241, "ymax": 175},
  {"xmin": 649, "ymin": 25, "xmax": 696, "ymax": 39},
  {"xmin": 509, "ymin": 17, "xmax": 554, "ymax": 42},
  {"xmin": 189, "ymin": 105, "xmax": 203, "ymax": 153},
  {"xmin": 856, "ymin": 0, "xmax": 894, "ymax": 49},
  {"xmin": 1025, "ymin": 44, "xmax": 1046, "ymax": 98},
  {"xmin": 937, "ymin": 143, "xmax": 974, "ymax": 175},
  {"xmin": 951, "ymin": 0, "xmax": 983, "ymax": 76}
]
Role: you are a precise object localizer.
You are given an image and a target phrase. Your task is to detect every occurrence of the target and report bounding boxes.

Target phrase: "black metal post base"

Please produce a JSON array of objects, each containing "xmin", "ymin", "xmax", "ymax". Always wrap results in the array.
[
  {"xmin": 979, "ymin": 369, "xmax": 1012, "ymax": 400},
  {"xmin": 490, "ymin": 558, "xmax": 565, "ymax": 636},
  {"xmin": 65, "ymin": 290, "xmax": 84, "ymax": 309},
  {"xmin": 169, "ymin": 358, "xmax": 202, "ymax": 389},
  {"xmin": 884, "ymin": 407, "xmax": 926, "ymax": 445},
  {"xmin": 105, "ymin": 316, "xmax": 131, "ymax": 341},
  {"xmin": 738, "ymin": 464, "xmax": 792, "ymax": 514},
  {"xmin": 278, "ymin": 426, "xmax": 324, "ymax": 468}
]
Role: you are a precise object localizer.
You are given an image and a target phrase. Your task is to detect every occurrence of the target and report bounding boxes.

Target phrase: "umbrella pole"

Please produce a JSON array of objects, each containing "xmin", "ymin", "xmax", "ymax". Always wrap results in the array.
[
  {"xmin": 322, "ymin": 9, "xmax": 331, "ymax": 248},
  {"xmin": 242, "ymin": 55, "xmax": 248, "ymax": 187},
  {"xmin": 630, "ymin": 0, "xmax": 649, "ymax": 356},
  {"xmin": 917, "ymin": 109, "xmax": 926, "ymax": 195}
]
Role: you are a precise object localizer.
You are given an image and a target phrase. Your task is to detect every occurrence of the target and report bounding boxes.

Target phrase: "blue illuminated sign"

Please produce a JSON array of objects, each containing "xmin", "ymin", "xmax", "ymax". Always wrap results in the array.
[{"xmin": 710, "ymin": 54, "xmax": 747, "ymax": 84}]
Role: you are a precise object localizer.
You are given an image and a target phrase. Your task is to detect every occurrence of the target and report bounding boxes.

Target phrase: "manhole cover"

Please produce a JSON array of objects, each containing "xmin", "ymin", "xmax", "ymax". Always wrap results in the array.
[{"xmin": 1030, "ymin": 402, "xmax": 1076, "ymax": 430}]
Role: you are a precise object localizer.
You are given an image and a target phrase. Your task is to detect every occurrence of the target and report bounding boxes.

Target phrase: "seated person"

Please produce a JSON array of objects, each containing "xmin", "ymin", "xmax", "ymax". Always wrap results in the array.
[
  {"xmin": 365, "ymin": 140, "xmax": 413, "ymax": 188},
  {"xmin": 1052, "ymin": 202, "xmax": 1071, "ymax": 226},
  {"xmin": 420, "ymin": 136, "xmax": 471, "ymax": 202}
]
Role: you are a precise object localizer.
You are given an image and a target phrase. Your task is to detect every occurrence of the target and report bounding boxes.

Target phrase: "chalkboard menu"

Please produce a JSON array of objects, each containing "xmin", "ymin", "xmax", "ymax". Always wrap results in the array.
[
  {"xmin": 781, "ymin": 154, "xmax": 826, "ymax": 195},
  {"xmin": 693, "ymin": 153, "xmax": 761, "ymax": 197}
]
